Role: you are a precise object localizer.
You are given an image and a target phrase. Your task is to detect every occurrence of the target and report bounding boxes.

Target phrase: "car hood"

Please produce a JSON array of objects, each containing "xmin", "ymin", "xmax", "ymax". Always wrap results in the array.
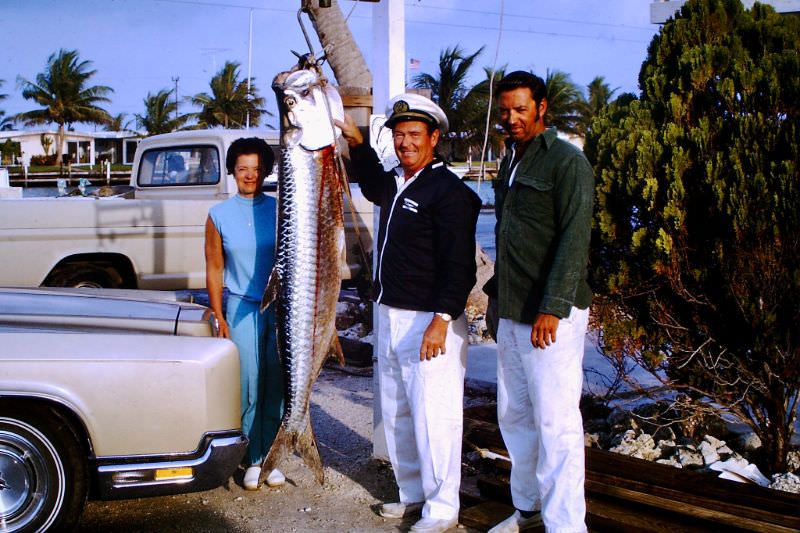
[{"xmin": 0, "ymin": 287, "xmax": 216, "ymax": 336}]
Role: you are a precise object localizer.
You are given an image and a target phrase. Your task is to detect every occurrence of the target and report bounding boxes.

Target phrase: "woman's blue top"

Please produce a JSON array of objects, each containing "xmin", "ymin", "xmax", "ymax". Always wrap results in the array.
[{"xmin": 209, "ymin": 193, "xmax": 277, "ymax": 301}]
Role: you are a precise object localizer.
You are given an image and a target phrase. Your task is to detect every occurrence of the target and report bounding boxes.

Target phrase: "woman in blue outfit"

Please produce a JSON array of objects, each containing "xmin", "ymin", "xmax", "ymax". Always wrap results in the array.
[{"xmin": 204, "ymin": 137, "xmax": 284, "ymax": 490}]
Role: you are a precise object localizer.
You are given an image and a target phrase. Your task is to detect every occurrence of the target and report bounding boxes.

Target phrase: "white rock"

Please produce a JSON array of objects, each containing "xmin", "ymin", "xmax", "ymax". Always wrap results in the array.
[
  {"xmin": 699, "ymin": 440, "xmax": 720, "ymax": 465},
  {"xmin": 702, "ymin": 434, "xmax": 725, "ymax": 449},
  {"xmin": 787, "ymin": 450, "xmax": 800, "ymax": 472},
  {"xmin": 737, "ymin": 432, "xmax": 762, "ymax": 452},
  {"xmin": 656, "ymin": 457, "xmax": 682, "ymax": 468},
  {"xmin": 708, "ymin": 457, "xmax": 770, "ymax": 486},
  {"xmin": 677, "ymin": 447, "xmax": 704, "ymax": 468},
  {"xmin": 769, "ymin": 472, "xmax": 800, "ymax": 494}
]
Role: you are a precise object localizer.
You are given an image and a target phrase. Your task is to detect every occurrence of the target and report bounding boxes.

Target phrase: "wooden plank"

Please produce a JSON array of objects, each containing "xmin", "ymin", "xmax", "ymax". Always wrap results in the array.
[
  {"xmin": 586, "ymin": 496, "xmax": 726, "ymax": 533},
  {"xmin": 464, "ymin": 415, "xmax": 800, "ymax": 531},
  {"xmin": 459, "ymin": 501, "xmax": 544, "ymax": 532},
  {"xmin": 587, "ymin": 449, "xmax": 800, "ymax": 526},
  {"xmin": 341, "ymin": 94, "xmax": 373, "ymax": 107}
]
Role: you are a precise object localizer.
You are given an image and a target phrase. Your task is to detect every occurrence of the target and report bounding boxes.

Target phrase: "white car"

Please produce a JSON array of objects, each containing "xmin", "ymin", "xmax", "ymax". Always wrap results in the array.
[{"xmin": 0, "ymin": 287, "xmax": 246, "ymax": 532}]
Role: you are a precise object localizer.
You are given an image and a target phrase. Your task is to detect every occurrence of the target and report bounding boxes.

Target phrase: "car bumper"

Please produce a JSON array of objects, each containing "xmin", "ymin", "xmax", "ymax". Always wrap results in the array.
[{"xmin": 93, "ymin": 431, "xmax": 248, "ymax": 500}]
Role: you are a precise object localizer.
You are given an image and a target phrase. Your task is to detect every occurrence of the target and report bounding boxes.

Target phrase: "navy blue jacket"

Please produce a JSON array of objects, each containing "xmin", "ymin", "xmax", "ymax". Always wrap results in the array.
[{"xmin": 350, "ymin": 144, "xmax": 481, "ymax": 319}]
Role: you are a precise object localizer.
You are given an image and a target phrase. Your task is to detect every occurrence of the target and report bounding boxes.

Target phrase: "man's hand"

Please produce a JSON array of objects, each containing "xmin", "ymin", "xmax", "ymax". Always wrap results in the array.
[
  {"xmin": 420, "ymin": 315, "xmax": 449, "ymax": 361},
  {"xmin": 334, "ymin": 113, "xmax": 364, "ymax": 148},
  {"xmin": 531, "ymin": 313, "xmax": 559, "ymax": 349}
]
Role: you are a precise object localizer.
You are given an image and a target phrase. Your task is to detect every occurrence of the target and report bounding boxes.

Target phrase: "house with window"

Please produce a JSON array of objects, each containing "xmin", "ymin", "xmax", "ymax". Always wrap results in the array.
[{"xmin": 0, "ymin": 129, "xmax": 142, "ymax": 166}]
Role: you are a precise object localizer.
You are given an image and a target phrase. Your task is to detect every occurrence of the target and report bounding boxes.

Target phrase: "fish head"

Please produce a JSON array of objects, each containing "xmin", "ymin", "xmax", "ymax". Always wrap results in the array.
[{"xmin": 273, "ymin": 67, "xmax": 343, "ymax": 151}]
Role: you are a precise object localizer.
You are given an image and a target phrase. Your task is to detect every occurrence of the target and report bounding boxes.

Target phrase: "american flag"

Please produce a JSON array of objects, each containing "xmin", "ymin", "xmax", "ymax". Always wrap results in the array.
[{"xmin": 409, "ymin": 58, "xmax": 421, "ymax": 70}]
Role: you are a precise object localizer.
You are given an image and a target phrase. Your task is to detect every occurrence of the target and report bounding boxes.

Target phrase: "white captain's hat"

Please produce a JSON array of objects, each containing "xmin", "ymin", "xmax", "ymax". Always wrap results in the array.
[{"xmin": 385, "ymin": 93, "xmax": 449, "ymax": 134}]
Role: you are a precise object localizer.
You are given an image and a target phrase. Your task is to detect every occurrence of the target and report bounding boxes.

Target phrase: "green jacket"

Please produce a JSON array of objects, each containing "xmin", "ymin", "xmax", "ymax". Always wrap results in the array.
[{"xmin": 489, "ymin": 128, "xmax": 593, "ymax": 322}]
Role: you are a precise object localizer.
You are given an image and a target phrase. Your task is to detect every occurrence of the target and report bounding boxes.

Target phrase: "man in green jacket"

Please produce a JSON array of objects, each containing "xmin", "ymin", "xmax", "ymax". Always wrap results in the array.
[{"xmin": 486, "ymin": 71, "xmax": 593, "ymax": 533}]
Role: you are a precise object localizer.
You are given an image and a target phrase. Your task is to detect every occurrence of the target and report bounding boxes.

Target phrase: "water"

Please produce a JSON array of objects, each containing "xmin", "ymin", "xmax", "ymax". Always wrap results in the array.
[
  {"xmin": 463, "ymin": 181, "xmax": 496, "ymax": 260},
  {"xmin": 464, "ymin": 179, "xmax": 495, "ymax": 207}
]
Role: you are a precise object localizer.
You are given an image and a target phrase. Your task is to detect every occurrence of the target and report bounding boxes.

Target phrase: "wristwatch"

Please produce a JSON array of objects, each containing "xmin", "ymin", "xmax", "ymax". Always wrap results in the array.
[{"xmin": 435, "ymin": 312, "xmax": 453, "ymax": 322}]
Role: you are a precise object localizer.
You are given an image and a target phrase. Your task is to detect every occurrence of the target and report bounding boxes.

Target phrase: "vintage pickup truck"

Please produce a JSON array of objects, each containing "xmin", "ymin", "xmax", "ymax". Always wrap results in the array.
[{"xmin": 0, "ymin": 129, "xmax": 373, "ymax": 289}]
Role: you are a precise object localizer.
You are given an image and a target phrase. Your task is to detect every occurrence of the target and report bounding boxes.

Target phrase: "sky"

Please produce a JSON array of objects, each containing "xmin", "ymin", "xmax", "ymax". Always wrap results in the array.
[{"xmin": 0, "ymin": 0, "xmax": 662, "ymax": 131}]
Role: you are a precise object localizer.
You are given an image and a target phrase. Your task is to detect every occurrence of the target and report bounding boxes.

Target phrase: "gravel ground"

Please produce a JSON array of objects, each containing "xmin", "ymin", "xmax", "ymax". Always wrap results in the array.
[{"xmin": 76, "ymin": 365, "xmax": 481, "ymax": 533}]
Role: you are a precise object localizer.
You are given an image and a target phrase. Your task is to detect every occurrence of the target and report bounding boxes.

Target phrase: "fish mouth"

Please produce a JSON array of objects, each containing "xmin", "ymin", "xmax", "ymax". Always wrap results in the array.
[{"xmin": 274, "ymin": 67, "xmax": 344, "ymax": 151}]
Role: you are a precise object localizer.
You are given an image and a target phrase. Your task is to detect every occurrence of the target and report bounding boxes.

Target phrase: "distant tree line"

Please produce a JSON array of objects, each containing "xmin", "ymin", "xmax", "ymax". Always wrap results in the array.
[{"xmin": 2, "ymin": 49, "xmax": 269, "ymax": 142}]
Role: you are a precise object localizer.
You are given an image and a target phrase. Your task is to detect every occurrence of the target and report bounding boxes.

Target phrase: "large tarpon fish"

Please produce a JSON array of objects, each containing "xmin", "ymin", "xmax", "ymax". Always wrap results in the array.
[{"xmin": 259, "ymin": 56, "xmax": 346, "ymax": 485}]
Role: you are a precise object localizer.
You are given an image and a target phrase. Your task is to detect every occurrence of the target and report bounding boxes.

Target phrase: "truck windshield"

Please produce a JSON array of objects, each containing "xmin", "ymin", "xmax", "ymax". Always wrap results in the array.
[{"xmin": 138, "ymin": 146, "xmax": 220, "ymax": 186}]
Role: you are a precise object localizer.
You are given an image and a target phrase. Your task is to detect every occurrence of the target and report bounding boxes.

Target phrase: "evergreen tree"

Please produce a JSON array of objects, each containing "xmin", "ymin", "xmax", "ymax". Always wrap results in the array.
[{"xmin": 587, "ymin": 0, "xmax": 799, "ymax": 473}]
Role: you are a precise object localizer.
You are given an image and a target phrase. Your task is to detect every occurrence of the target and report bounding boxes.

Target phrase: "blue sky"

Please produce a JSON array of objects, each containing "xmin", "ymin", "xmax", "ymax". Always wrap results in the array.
[{"xmin": 0, "ymin": 0, "xmax": 660, "ymax": 130}]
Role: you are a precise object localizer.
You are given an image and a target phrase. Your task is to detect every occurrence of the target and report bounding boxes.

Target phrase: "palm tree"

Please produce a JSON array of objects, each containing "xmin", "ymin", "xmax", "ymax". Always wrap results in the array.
[
  {"xmin": 105, "ymin": 112, "xmax": 135, "ymax": 132},
  {"xmin": 458, "ymin": 66, "xmax": 508, "ymax": 163},
  {"xmin": 301, "ymin": 0, "xmax": 371, "ymax": 88},
  {"xmin": 544, "ymin": 69, "xmax": 585, "ymax": 137},
  {"xmin": 15, "ymin": 49, "xmax": 113, "ymax": 163},
  {"xmin": 135, "ymin": 89, "xmax": 188, "ymax": 135},
  {"xmin": 0, "ymin": 81, "xmax": 11, "ymax": 130},
  {"xmin": 579, "ymin": 76, "xmax": 618, "ymax": 135},
  {"xmin": 191, "ymin": 61, "xmax": 267, "ymax": 129},
  {"xmin": 412, "ymin": 45, "xmax": 484, "ymax": 160}
]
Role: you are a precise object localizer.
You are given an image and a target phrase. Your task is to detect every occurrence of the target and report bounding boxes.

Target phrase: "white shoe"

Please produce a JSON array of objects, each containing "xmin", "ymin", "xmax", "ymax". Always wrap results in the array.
[
  {"xmin": 409, "ymin": 516, "xmax": 458, "ymax": 533},
  {"xmin": 266, "ymin": 468, "xmax": 285, "ymax": 487},
  {"xmin": 487, "ymin": 510, "xmax": 543, "ymax": 533},
  {"xmin": 378, "ymin": 501, "xmax": 423, "ymax": 519},
  {"xmin": 243, "ymin": 465, "xmax": 261, "ymax": 490}
]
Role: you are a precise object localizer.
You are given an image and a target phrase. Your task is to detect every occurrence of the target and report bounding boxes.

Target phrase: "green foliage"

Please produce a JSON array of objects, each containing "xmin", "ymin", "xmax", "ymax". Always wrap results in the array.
[
  {"xmin": 190, "ymin": 61, "xmax": 268, "ymax": 129},
  {"xmin": 135, "ymin": 89, "xmax": 189, "ymax": 135},
  {"xmin": 544, "ymin": 69, "xmax": 585, "ymax": 136},
  {"xmin": 412, "ymin": 45, "xmax": 484, "ymax": 160},
  {"xmin": 587, "ymin": 0, "xmax": 799, "ymax": 473},
  {"xmin": 15, "ymin": 49, "xmax": 113, "ymax": 161}
]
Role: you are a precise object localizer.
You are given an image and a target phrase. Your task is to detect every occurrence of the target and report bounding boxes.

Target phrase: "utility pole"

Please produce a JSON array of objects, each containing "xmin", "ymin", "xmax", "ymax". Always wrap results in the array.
[
  {"xmin": 246, "ymin": 9, "xmax": 254, "ymax": 129},
  {"xmin": 171, "ymin": 76, "xmax": 180, "ymax": 121}
]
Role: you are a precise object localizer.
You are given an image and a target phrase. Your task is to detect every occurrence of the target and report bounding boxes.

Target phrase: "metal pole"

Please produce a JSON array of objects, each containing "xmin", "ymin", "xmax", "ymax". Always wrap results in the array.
[
  {"xmin": 246, "ymin": 8, "xmax": 253, "ymax": 130},
  {"xmin": 171, "ymin": 76, "xmax": 180, "ymax": 122}
]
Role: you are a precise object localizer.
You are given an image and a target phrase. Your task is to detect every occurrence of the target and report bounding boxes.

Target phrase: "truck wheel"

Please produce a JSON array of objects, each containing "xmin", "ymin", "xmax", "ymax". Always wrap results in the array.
[
  {"xmin": 47, "ymin": 264, "xmax": 121, "ymax": 289},
  {"xmin": 0, "ymin": 406, "xmax": 87, "ymax": 532}
]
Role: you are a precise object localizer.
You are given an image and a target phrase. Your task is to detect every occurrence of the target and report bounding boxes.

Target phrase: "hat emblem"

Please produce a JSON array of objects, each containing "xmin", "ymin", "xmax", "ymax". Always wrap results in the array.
[{"xmin": 393, "ymin": 100, "xmax": 409, "ymax": 115}]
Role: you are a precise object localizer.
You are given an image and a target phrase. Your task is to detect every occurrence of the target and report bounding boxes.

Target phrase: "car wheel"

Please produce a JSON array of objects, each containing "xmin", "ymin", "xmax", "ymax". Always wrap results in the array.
[
  {"xmin": 0, "ymin": 406, "xmax": 87, "ymax": 532},
  {"xmin": 46, "ymin": 264, "xmax": 120, "ymax": 289}
]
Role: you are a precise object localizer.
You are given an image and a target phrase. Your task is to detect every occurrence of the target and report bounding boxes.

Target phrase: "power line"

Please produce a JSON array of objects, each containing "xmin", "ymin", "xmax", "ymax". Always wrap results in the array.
[{"xmin": 403, "ymin": 2, "xmax": 658, "ymax": 32}]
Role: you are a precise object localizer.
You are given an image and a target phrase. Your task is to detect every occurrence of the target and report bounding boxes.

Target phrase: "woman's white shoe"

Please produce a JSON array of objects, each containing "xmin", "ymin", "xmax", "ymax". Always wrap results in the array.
[
  {"xmin": 243, "ymin": 465, "xmax": 261, "ymax": 490},
  {"xmin": 266, "ymin": 468, "xmax": 286, "ymax": 487}
]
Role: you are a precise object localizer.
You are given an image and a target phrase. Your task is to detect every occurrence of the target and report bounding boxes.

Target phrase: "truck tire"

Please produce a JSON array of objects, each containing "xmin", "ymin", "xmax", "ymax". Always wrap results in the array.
[
  {"xmin": 47, "ymin": 264, "xmax": 121, "ymax": 289},
  {"xmin": 0, "ymin": 405, "xmax": 88, "ymax": 532}
]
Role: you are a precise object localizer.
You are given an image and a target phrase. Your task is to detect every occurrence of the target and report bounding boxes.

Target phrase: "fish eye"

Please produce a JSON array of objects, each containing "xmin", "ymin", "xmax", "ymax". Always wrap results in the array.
[{"xmin": 285, "ymin": 96, "xmax": 296, "ymax": 108}]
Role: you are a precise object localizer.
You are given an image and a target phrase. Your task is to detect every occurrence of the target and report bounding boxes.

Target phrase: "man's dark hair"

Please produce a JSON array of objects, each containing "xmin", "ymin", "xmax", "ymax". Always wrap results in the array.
[
  {"xmin": 496, "ymin": 71, "xmax": 547, "ymax": 105},
  {"xmin": 226, "ymin": 137, "xmax": 275, "ymax": 176}
]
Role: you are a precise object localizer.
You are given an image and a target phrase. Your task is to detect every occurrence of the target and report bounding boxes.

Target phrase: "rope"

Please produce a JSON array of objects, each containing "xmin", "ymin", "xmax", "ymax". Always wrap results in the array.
[{"xmin": 478, "ymin": 0, "xmax": 505, "ymax": 192}]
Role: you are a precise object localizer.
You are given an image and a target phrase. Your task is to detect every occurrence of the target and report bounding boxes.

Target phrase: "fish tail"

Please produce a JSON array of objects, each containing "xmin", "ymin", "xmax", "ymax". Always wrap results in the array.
[
  {"xmin": 259, "ymin": 425, "xmax": 289, "ymax": 485},
  {"xmin": 297, "ymin": 417, "xmax": 324, "ymax": 485},
  {"xmin": 259, "ymin": 419, "xmax": 324, "ymax": 486}
]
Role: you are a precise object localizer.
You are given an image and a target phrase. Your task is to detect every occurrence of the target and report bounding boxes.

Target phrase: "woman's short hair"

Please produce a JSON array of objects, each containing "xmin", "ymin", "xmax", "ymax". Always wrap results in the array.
[
  {"xmin": 496, "ymin": 71, "xmax": 548, "ymax": 105},
  {"xmin": 226, "ymin": 137, "xmax": 275, "ymax": 177}
]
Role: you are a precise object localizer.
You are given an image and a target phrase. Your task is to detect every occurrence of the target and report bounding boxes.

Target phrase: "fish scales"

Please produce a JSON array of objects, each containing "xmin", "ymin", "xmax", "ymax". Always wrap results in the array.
[{"xmin": 260, "ymin": 58, "xmax": 345, "ymax": 486}]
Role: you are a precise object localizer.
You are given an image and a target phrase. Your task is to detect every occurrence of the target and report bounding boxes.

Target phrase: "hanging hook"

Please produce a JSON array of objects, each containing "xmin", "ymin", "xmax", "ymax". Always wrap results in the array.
[{"xmin": 296, "ymin": 8, "xmax": 316, "ymax": 58}]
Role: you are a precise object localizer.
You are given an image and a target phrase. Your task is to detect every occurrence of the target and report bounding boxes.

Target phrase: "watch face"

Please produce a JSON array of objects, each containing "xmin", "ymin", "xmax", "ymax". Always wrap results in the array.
[{"xmin": 437, "ymin": 313, "xmax": 452, "ymax": 322}]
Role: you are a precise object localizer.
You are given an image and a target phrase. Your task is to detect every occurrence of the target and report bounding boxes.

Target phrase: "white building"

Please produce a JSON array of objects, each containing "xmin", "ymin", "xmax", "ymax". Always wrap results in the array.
[{"xmin": 0, "ymin": 129, "xmax": 141, "ymax": 166}]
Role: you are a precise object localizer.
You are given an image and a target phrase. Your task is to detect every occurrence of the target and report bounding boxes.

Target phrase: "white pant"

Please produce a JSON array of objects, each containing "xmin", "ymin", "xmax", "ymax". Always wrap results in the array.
[
  {"xmin": 377, "ymin": 304, "xmax": 468, "ymax": 521},
  {"xmin": 497, "ymin": 307, "xmax": 589, "ymax": 533}
]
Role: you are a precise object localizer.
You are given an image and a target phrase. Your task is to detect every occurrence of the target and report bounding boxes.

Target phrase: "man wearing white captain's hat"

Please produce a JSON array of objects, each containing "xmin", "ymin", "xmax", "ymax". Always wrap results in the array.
[{"xmin": 337, "ymin": 94, "xmax": 480, "ymax": 533}]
